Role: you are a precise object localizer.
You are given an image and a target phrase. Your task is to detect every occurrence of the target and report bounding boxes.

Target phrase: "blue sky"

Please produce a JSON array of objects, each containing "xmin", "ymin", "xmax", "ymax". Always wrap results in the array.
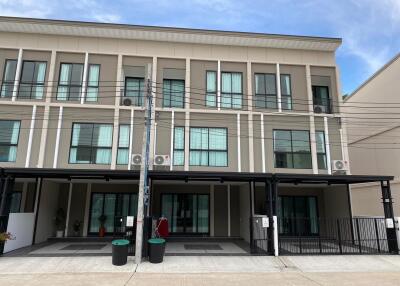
[{"xmin": 1, "ymin": 0, "xmax": 399, "ymax": 95}]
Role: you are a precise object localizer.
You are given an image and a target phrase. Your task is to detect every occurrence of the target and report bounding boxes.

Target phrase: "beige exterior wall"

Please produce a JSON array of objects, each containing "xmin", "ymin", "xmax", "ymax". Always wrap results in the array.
[
  {"xmin": 0, "ymin": 18, "xmax": 345, "ymax": 176},
  {"xmin": 344, "ymin": 54, "xmax": 400, "ymax": 217}
]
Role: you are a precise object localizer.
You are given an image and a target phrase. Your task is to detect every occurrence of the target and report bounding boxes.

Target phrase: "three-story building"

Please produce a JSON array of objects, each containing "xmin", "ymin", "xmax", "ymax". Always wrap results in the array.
[{"xmin": 0, "ymin": 17, "xmax": 395, "ymax": 256}]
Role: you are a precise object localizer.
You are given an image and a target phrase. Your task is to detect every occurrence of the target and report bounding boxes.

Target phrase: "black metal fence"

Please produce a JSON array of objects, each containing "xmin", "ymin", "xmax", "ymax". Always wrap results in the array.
[
  {"xmin": 250, "ymin": 216, "xmax": 270, "ymax": 254},
  {"xmin": 278, "ymin": 217, "xmax": 396, "ymax": 255}
]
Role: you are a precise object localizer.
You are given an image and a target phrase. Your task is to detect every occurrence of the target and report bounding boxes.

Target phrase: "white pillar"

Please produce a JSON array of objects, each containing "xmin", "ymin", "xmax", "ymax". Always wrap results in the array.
[
  {"xmin": 53, "ymin": 106, "xmax": 63, "ymax": 168},
  {"xmin": 306, "ymin": 65, "xmax": 318, "ymax": 174},
  {"xmin": 170, "ymin": 111, "xmax": 175, "ymax": 171},
  {"xmin": 276, "ymin": 63, "xmax": 282, "ymax": 112},
  {"xmin": 237, "ymin": 113, "xmax": 241, "ymax": 172},
  {"xmin": 217, "ymin": 60, "xmax": 221, "ymax": 110},
  {"xmin": 80, "ymin": 52, "xmax": 89, "ymax": 104},
  {"xmin": 128, "ymin": 109, "xmax": 134, "ymax": 170},
  {"xmin": 65, "ymin": 183, "xmax": 73, "ymax": 236},
  {"xmin": 324, "ymin": 116, "xmax": 332, "ymax": 174},
  {"xmin": 184, "ymin": 111, "xmax": 190, "ymax": 171},
  {"xmin": 247, "ymin": 61, "xmax": 253, "ymax": 111},
  {"xmin": 37, "ymin": 50, "xmax": 57, "ymax": 168},
  {"xmin": 83, "ymin": 183, "xmax": 92, "ymax": 237},
  {"xmin": 185, "ymin": 58, "xmax": 191, "ymax": 108},
  {"xmin": 12, "ymin": 48, "xmax": 23, "ymax": 102},
  {"xmin": 25, "ymin": 105, "xmax": 37, "ymax": 168},
  {"xmin": 273, "ymin": 215, "xmax": 279, "ymax": 256},
  {"xmin": 111, "ymin": 55, "xmax": 123, "ymax": 170},
  {"xmin": 247, "ymin": 62, "xmax": 254, "ymax": 172},
  {"xmin": 261, "ymin": 114, "xmax": 266, "ymax": 173}
]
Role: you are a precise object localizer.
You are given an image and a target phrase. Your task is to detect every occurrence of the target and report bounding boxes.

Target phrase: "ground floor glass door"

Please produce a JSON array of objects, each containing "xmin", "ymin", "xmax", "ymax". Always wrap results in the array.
[
  {"xmin": 161, "ymin": 194, "xmax": 209, "ymax": 235},
  {"xmin": 89, "ymin": 193, "xmax": 138, "ymax": 234},
  {"xmin": 277, "ymin": 196, "xmax": 319, "ymax": 236}
]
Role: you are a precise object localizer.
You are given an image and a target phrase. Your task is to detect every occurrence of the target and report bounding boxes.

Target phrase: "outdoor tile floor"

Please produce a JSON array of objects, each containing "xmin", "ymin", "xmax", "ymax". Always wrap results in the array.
[
  {"xmin": 165, "ymin": 242, "xmax": 248, "ymax": 255},
  {"xmin": 28, "ymin": 242, "xmax": 112, "ymax": 256}
]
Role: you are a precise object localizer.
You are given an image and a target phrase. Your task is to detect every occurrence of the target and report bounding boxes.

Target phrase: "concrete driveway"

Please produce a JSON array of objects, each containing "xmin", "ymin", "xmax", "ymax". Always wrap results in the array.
[{"xmin": 1, "ymin": 255, "xmax": 400, "ymax": 285}]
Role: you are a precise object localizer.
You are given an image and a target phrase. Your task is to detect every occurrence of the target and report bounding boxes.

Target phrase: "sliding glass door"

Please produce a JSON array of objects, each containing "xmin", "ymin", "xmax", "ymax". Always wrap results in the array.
[
  {"xmin": 89, "ymin": 192, "xmax": 138, "ymax": 234},
  {"xmin": 161, "ymin": 194, "xmax": 209, "ymax": 235},
  {"xmin": 277, "ymin": 196, "xmax": 319, "ymax": 236}
]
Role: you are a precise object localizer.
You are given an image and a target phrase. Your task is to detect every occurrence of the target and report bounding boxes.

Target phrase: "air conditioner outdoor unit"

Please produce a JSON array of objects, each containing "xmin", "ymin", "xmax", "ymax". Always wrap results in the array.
[
  {"xmin": 332, "ymin": 160, "xmax": 349, "ymax": 172},
  {"xmin": 122, "ymin": 97, "xmax": 132, "ymax": 106},
  {"xmin": 131, "ymin": 154, "xmax": 142, "ymax": 165},
  {"xmin": 153, "ymin": 155, "xmax": 171, "ymax": 166},
  {"xmin": 313, "ymin": 105, "xmax": 325, "ymax": 114}
]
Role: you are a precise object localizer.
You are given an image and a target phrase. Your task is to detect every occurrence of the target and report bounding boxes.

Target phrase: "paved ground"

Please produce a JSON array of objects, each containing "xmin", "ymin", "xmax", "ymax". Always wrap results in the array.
[
  {"xmin": 1, "ymin": 255, "xmax": 400, "ymax": 285},
  {"xmin": 15, "ymin": 241, "xmax": 249, "ymax": 256}
]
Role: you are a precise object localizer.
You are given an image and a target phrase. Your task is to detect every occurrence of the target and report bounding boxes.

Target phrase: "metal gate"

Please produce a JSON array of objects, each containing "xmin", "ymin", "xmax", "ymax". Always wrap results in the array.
[
  {"xmin": 279, "ymin": 217, "xmax": 397, "ymax": 255},
  {"xmin": 250, "ymin": 215, "xmax": 271, "ymax": 255}
]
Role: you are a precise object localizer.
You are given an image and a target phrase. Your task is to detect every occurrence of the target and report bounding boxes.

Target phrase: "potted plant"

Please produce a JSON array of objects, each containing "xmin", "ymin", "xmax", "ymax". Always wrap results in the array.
[
  {"xmin": 73, "ymin": 220, "xmax": 82, "ymax": 237},
  {"xmin": 0, "ymin": 232, "xmax": 15, "ymax": 242},
  {"xmin": 0, "ymin": 232, "xmax": 15, "ymax": 255},
  {"xmin": 54, "ymin": 208, "xmax": 66, "ymax": 238},
  {"xmin": 98, "ymin": 214, "xmax": 107, "ymax": 237}
]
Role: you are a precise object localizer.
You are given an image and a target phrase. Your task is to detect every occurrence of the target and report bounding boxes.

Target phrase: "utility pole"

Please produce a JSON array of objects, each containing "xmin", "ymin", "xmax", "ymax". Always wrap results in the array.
[{"xmin": 135, "ymin": 63, "xmax": 153, "ymax": 264}]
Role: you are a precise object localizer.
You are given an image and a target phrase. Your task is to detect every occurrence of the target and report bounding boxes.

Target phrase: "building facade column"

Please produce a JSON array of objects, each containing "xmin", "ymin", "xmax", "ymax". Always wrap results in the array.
[
  {"xmin": 53, "ymin": 106, "xmax": 63, "ymax": 168},
  {"xmin": 247, "ymin": 62, "xmax": 254, "ymax": 172},
  {"xmin": 276, "ymin": 63, "xmax": 282, "ymax": 112},
  {"xmin": 306, "ymin": 65, "xmax": 318, "ymax": 174},
  {"xmin": 25, "ymin": 105, "xmax": 37, "ymax": 168},
  {"xmin": 80, "ymin": 52, "xmax": 89, "ymax": 104},
  {"xmin": 37, "ymin": 50, "xmax": 57, "ymax": 168},
  {"xmin": 111, "ymin": 54, "xmax": 123, "ymax": 170},
  {"xmin": 11, "ymin": 48, "xmax": 23, "ymax": 102}
]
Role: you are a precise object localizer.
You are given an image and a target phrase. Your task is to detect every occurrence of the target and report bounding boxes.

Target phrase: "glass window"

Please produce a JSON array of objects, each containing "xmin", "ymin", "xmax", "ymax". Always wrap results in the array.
[
  {"xmin": 316, "ymin": 131, "xmax": 327, "ymax": 169},
  {"xmin": 206, "ymin": 71, "xmax": 217, "ymax": 107},
  {"xmin": 173, "ymin": 127, "xmax": 185, "ymax": 166},
  {"xmin": 1, "ymin": 60, "xmax": 17, "ymax": 98},
  {"xmin": 278, "ymin": 195, "xmax": 319, "ymax": 236},
  {"xmin": 18, "ymin": 61, "xmax": 47, "ymax": 99},
  {"xmin": 69, "ymin": 123, "xmax": 113, "ymax": 164},
  {"xmin": 189, "ymin": 127, "xmax": 227, "ymax": 166},
  {"xmin": 57, "ymin": 63, "xmax": 84, "ymax": 101},
  {"xmin": 163, "ymin": 79, "xmax": 185, "ymax": 108},
  {"xmin": 0, "ymin": 120, "xmax": 20, "ymax": 162},
  {"xmin": 9, "ymin": 192, "xmax": 22, "ymax": 213},
  {"xmin": 86, "ymin": 64, "xmax": 100, "ymax": 102},
  {"xmin": 117, "ymin": 125, "xmax": 130, "ymax": 165},
  {"xmin": 254, "ymin": 73, "xmax": 277, "ymax": 109},
  {"xmin": 221, "ymin": 72, "xmax": 242, "ymax": 109},
  {"xmin": 274, "ymin": 130, "xmax": 311, "ymax": 169},
  {"xmin": 125, "ymin": 77, "xmax": 145, "ymax": 106},
  {"xmin": 313, "ymin": 86, "xmax": 331, "ymax": 113},
  {"xmin": 280, "ymin": 74, "xmax": 292, "ymax": 110}
]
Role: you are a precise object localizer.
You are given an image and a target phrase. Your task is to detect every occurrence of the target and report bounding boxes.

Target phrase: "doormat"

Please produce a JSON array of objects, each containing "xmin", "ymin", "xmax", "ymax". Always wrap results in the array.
[
  {"xmin": 60, "ymin": 244, "xmax": 107, "ymax": 250},
  {"xmin": 184, "ymin": 244, "xmax": 223, "ymax": 250}
]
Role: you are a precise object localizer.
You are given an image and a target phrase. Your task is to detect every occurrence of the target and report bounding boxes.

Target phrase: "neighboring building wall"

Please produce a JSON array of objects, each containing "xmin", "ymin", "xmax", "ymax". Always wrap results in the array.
[{"xmin": 344, "ymin": 54, "xmax": 400, "ymax": 217}]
